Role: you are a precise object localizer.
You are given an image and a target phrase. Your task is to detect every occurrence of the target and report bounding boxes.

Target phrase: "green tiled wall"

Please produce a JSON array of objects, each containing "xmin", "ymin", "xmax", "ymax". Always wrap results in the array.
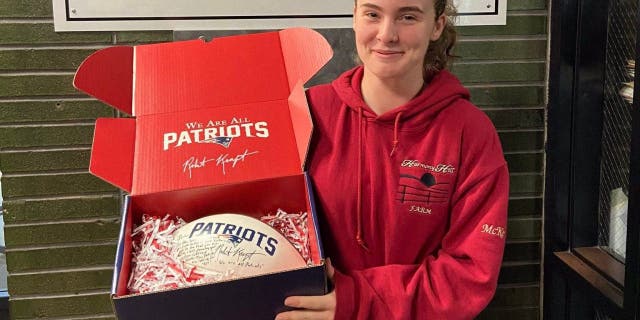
[
  {"xmin": 0, "ymin": 0, "xmax": 547, "ymax": 319},
  {"xmin": 0, "ymin": 1, "xmax": 172, "ymax": 319},
  {"xmin": 456, "ymin": 3, "xmax": 547, "ymax": 319}
]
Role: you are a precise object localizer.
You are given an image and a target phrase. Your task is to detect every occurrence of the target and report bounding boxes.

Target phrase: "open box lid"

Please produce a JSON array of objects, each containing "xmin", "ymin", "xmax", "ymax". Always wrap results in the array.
[{"xmin": 73, "ymin": 28, "xmax": 332, "ymax": 195}]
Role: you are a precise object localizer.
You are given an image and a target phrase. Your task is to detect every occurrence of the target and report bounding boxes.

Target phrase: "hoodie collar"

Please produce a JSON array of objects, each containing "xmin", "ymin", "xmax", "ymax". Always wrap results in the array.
[{"xmin": 331, "ymin": 65, "xmax": 470, "ymax": 128}]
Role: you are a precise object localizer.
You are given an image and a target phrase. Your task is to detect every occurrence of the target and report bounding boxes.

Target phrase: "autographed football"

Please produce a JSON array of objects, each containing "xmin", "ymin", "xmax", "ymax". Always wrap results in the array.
[{"xmin": 173, "ymin": 213, "xmax": 306, "ymax": 278}]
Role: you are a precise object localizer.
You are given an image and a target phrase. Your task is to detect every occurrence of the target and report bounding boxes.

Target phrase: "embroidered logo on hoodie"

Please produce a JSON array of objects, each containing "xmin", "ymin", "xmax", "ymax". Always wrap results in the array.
[
  {"xmin": 481, "ymin": 224, "xmax": 506, "ymax": 239},
  {"xmin": 401, "ymin": 160, "xmax": 456, "ymax": 174},
  {"xmin": 397, "ymin": 160, "xmax": 456, "ymax": 215}
]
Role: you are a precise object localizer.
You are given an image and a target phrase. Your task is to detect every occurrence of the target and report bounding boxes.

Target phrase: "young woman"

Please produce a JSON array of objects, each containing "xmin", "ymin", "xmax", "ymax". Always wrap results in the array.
[{"xmin": 276, "ymin": 0, "xmax": 509, "ymax": 319}]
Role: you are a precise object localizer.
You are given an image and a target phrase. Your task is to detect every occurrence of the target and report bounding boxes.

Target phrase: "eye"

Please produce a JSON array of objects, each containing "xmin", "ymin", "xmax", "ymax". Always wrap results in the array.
[
  {"xmin": 399, "ymin": 14, "xmax": 417, "ymax": 22},
  {"xmin": 363, "ymin": 11, "xmax": 379, "ymax": 19}
]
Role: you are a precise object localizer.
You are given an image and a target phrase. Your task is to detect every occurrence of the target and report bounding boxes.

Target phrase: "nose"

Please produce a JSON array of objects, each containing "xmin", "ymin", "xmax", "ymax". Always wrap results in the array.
[{"xmin": 377, "ymin": 18, "xmax": 398, "ymax": 43}]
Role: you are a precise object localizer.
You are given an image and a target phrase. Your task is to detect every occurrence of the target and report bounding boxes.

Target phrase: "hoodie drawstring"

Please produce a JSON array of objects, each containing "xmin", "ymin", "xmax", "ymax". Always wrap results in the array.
[
  {"xmin": 356, "ymin": 106, "xmax": 370, "ymax": 252},
  {"xmin": 390, "ymin": 112, "xmax": 402, "ymax": 157},
  {"xmin": 355, "ymin": 109, "xmax": 403, "ymax": 251}
]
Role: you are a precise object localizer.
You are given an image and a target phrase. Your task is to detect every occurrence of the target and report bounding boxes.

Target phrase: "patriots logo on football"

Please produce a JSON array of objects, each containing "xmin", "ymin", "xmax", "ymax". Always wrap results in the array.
[
  {"xmin": 216, "ymin": 234, "xmax": 243, "ymax": 246},
  {"xmin": 201, "ymin": 136, "xmax": 233, "ymax": 148}
]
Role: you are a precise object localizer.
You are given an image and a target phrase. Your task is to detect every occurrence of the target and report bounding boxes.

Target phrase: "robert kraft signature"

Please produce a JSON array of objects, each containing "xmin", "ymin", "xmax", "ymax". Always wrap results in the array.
[
  {"xmin": 182, "ymin": 156, "xmax": 215, "ymax": 178},
  {"xmin": 216, "ymin": 149, "xmax": 259, "ymax": 175},
  {"xmin": 182, "ymin": 149, "xmax": 259, "ymax": 178}
]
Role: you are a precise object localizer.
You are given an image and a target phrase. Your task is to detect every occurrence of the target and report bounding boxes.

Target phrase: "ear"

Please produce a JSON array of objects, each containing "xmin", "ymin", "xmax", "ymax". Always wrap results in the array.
[{"xmin": 430, "ymin": 13, "xmax": 447, "ymax": 41}]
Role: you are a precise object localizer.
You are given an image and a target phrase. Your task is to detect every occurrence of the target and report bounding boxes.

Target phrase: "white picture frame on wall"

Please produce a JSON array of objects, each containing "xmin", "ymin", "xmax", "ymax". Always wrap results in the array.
[{"xmin": 52, "ymin": 0, "xmax": 506, "ymax": 31}]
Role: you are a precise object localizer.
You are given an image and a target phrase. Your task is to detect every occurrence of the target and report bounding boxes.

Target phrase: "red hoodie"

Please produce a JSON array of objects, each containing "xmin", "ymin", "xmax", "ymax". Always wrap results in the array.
[{"xmin": 306, "ymin": 66, "xmax": 509, "ymax": 320}]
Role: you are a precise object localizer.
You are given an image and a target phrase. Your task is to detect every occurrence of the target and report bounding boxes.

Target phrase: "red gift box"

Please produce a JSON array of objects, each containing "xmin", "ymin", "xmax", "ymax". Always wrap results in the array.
[{"xmin": 74, "ymin": 28, "xmax": 332, "ymax": 320}]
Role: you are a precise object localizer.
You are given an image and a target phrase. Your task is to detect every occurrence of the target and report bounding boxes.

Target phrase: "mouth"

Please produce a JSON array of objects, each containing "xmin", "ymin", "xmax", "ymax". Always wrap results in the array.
[{"xmin": 372, "ymin": 49, "xmax": 403, "ymax": 56}]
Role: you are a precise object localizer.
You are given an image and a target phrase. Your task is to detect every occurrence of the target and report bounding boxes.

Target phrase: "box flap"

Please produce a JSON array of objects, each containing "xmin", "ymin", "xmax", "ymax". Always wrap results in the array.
[
  {"xmin": 74, "ymin": 46, "xmax": 134, "ymax": 115},
  {"xmin": 279, "ymin": 28, "xmax": 333, "ymax": 93},
  {"xmin": 288, "ymin": 82, "xmax": 313, "ymax": 169},
  {"xmin": 74, "ymin": 28, "xmax": 332, "ymax": 118},
  {"xmin": 90, "ymin": 118, "xmax": 135, "ymax": 192},
  {"xmin": 132, "ymin": 28, "xmax": 331, "ymax": 116},
  {"xmin": 130, "ymin": 100, "xmax": 309, "ymax": 194}
]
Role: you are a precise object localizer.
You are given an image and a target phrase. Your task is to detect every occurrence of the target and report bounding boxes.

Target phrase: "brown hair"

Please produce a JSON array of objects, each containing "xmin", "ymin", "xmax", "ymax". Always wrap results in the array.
[{"xmin": 424, "ymin": 0, "xmax": 457, "ymax": 80}]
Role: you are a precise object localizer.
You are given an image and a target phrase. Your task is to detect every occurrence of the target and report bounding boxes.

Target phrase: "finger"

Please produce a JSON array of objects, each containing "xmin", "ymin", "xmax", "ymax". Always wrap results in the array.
[
  {"xmin": 325, "ymin": 257, "xmax": 335, "ymax": 282},
  {"xmin": 275, "ymin": 309, "xmax": 333, "ymax": 320},
  {"xmin": 285, "ymin": 292, "xmax": 335, "ymax": 311},
  {"xmin": 285, "ymin": 295, "xmax": 331, "ymax": 310}
]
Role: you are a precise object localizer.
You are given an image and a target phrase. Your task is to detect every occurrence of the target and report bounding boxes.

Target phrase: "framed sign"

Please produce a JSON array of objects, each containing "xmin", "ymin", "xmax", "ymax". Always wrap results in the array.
[
  {"xmin": 53, "ymin": 0, "xmax": 506, "ymax": 31},
  {"xmin": 455, "ymin": 0, "xmax": 507, "ymax": 26}
]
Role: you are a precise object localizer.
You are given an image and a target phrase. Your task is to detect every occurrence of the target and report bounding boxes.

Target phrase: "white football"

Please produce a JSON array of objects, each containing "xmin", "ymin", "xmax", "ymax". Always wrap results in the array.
[{"xmin": 173, "ymin": 213, "xmax": 306, "ymax": 278}]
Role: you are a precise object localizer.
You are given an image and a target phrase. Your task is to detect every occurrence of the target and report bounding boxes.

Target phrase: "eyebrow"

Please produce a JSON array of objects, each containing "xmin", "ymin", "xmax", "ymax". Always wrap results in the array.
[
  {"xmin": 398, "ymin": 6, "xmax": 424, "ymax": 14},
  {"xmin": 358, "ymin": 3, "xmax": 425, "ymax": 14}
]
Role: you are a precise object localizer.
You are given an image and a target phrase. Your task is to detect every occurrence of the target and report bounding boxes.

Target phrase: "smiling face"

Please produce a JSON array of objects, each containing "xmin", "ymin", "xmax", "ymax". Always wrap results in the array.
[{"xmin": 353, "ymin": 0, "xmax": 446, "ymax": 84}]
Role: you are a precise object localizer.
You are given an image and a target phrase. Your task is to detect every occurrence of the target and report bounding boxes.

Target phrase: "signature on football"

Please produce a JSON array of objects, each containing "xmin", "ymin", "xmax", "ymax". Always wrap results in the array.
[
  {"xmin": 216, "ymin": 149, "xmax": 259, "ymax": 175},
  {"xmin": 182, "ymin": 156, "xmax": 215, "ymax": 178},
  {"xmin": 211, "ymin": 242, "xmax": 266, "ymax": 263}
]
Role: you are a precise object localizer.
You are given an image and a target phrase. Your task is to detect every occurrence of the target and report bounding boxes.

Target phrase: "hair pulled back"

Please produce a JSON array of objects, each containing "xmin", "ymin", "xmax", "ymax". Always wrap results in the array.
[{"xmin": 425, "ymin": 0, "xmax": 457, "ymax": 80}]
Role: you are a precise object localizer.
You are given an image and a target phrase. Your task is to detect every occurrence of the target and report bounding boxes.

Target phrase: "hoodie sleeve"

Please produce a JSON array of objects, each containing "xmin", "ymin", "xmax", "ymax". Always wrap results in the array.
[{"xmin": 332, "ymin": 115, "xmax": 509, "ymax": 320}]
